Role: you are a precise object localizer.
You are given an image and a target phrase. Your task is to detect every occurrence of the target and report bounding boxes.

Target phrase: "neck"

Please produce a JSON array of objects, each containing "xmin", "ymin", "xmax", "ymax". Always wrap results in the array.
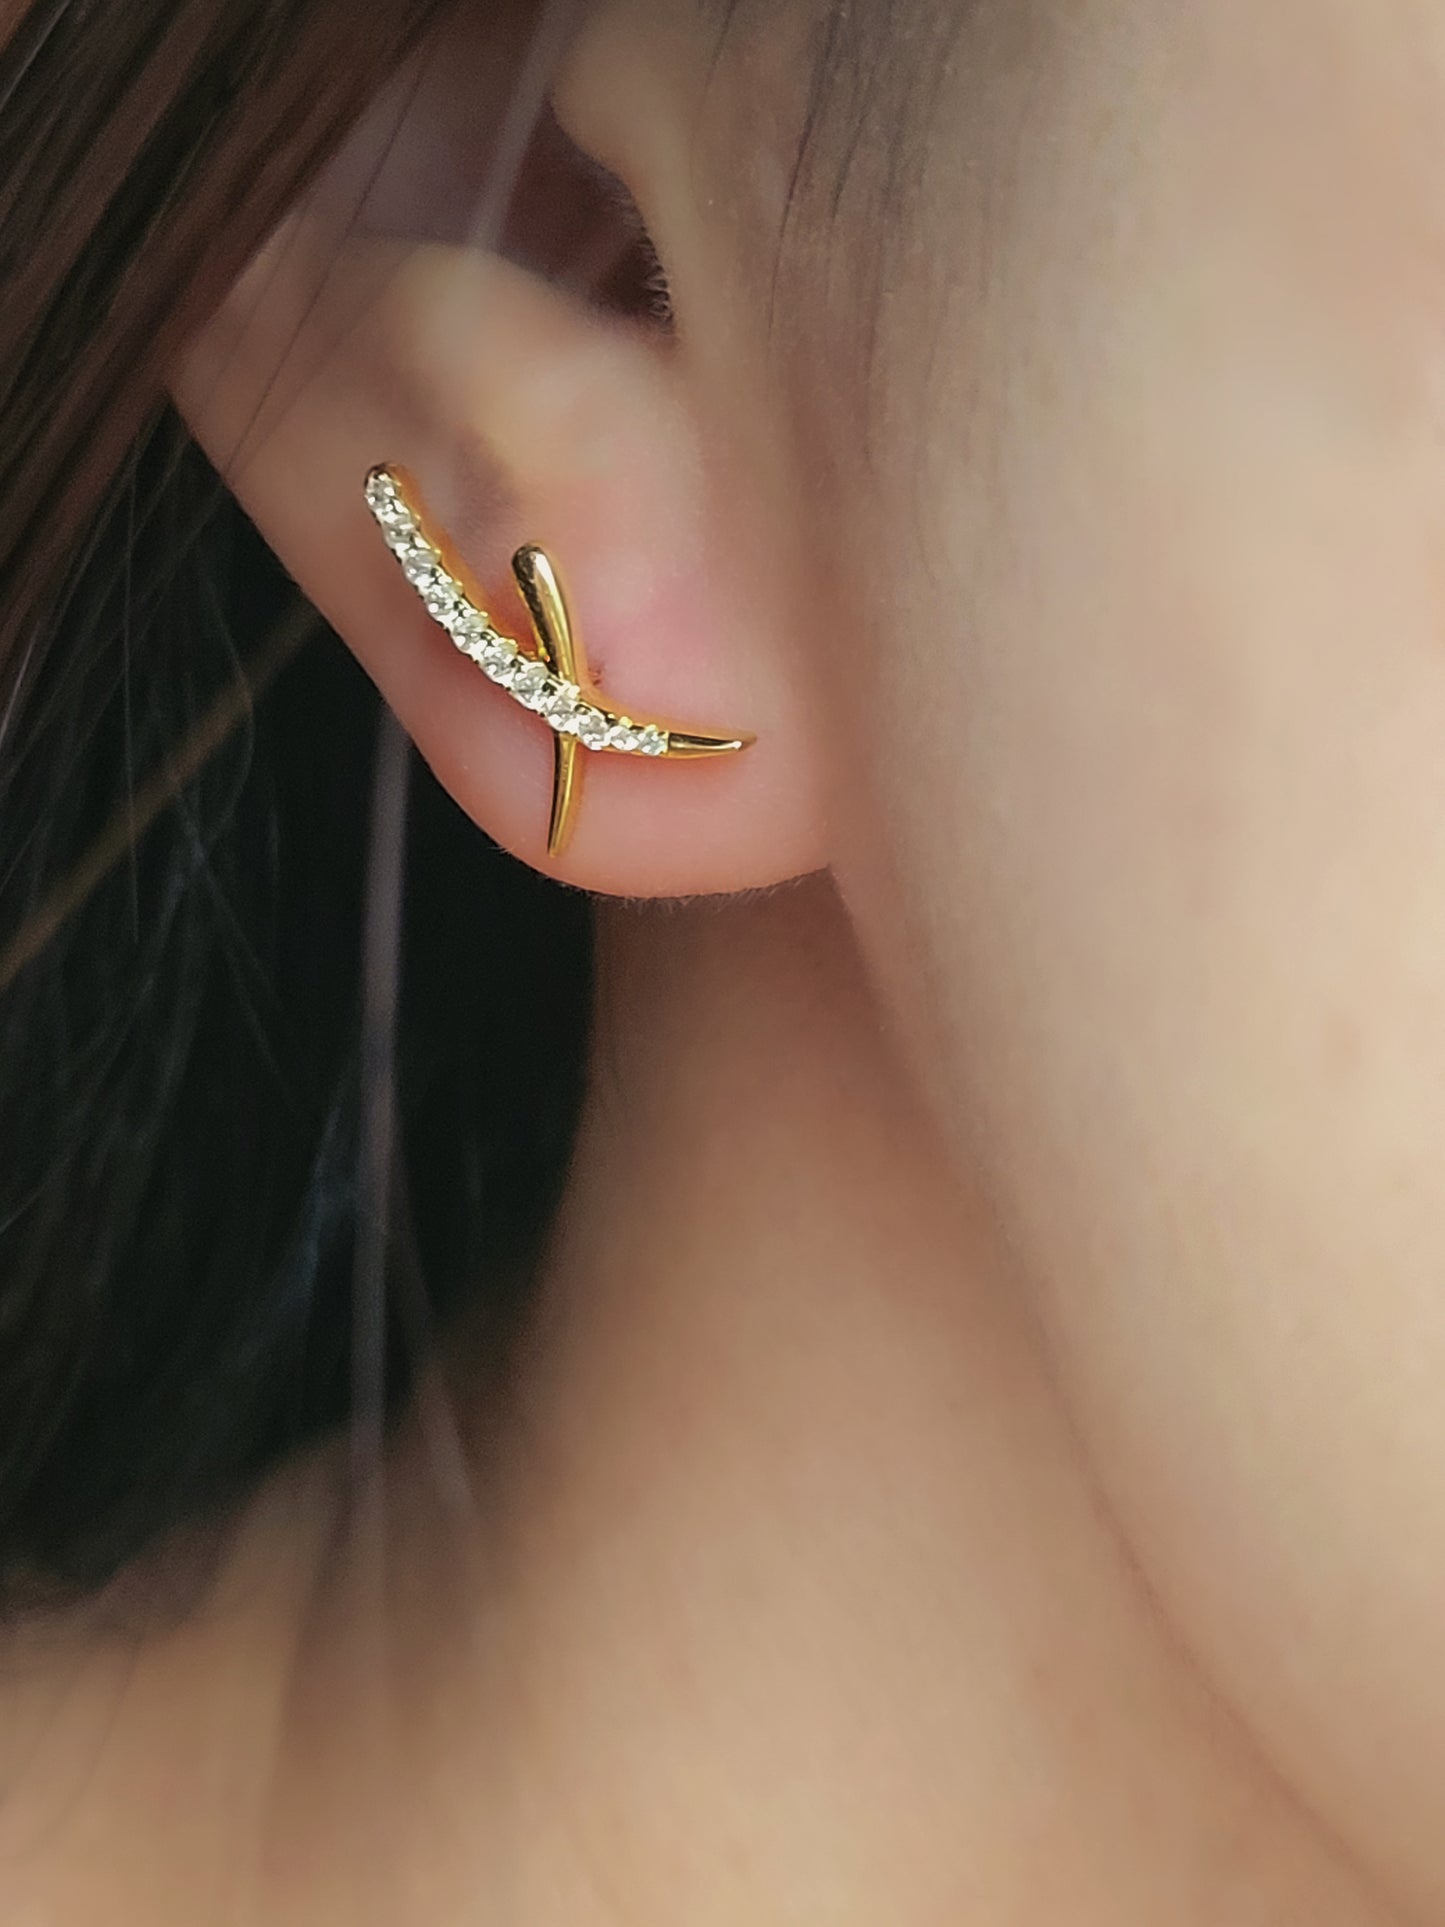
[{"xmin": 0, "ymin": 881, "xmax": 1396, "ymax": 1924}]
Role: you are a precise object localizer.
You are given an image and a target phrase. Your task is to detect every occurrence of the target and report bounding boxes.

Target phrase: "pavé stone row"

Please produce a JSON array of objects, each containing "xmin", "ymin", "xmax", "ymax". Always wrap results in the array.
[{"xmin": 364, "ymin": 467, "xmax": 669, "ymax": 757}]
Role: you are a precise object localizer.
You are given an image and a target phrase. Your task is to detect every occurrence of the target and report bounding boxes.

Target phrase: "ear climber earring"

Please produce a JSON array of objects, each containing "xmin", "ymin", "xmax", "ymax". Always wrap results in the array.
[{"xmin": 363, "ymin": 464, "xmax": 754, "ymax": 859}]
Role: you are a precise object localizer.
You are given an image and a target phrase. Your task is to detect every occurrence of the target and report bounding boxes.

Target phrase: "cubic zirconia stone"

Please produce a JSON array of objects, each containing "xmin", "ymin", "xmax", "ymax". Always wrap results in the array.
[
  {"xmin": 450, "ymin": 611, "xmax": 490, "ymax": 653},
  {"xmin": 606, "ymin": 720, "xmax": 641, "ymax": 754},
  {"xmin": 575, "ymin": 707, "xmax": 610, "ymax": 750},
  {"xmin": 403, "ymin": 553, "xmax": 442, "ymax": 589},
  {"xmin": 423, "ymin": 580, "xmax": 460, "ymax": 620},
  {"xmin": 511, "ymin": 660, "xmax": 553, "ymax": 709},
  {"xmin": 638, "ymin": 725, "xmax": 668, "ymax": 757},
  {"xmin": 481, "ymin": 639, "xmax": 518, "ymax": 680},
  {"xmin": 541, "ymin": 681, "xmax": 581, "ymax": 725}
]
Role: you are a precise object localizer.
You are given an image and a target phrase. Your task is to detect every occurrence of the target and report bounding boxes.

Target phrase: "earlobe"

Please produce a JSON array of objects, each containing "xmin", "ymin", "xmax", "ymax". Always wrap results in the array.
[{"xmin": 172, "ymin": 219, "xmax": 828, "ymax": 897}]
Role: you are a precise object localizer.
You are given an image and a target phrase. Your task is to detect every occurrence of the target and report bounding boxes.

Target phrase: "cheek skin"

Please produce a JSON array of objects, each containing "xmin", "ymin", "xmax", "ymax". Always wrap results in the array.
[{"xmin": 823, "ymin": 1, "xmax": 1445, "ymax": 1912}]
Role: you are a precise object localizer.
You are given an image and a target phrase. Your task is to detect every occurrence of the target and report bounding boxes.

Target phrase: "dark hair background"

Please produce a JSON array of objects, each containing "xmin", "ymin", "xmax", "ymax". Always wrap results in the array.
[{"xmin": 0, "ymin": 0, "xmax": 592, "ymax": 1609}]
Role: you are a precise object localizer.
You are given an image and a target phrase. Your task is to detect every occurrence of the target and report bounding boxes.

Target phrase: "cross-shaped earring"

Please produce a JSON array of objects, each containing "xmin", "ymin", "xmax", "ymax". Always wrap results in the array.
[{"xmin": 365, "ymin": 464, "xmax": 754, "ymax": 858}]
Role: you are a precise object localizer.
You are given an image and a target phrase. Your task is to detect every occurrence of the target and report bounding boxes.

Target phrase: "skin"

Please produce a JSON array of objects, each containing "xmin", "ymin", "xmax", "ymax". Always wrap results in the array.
[{"xmin": 3, "ymin": 0, "xmax": 1442, "ymax": 1918}]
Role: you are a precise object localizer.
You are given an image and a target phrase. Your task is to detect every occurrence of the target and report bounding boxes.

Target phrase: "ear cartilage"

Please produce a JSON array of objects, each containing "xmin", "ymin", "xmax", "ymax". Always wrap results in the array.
[{"xmin": 363, "ymin": 464, "xmax": 754, "ymax": 859}]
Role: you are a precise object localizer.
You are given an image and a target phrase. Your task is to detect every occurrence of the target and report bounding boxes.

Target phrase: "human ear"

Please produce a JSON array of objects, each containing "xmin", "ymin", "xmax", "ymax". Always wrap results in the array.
[{"xmin": 169, "ymin": 68, "xmax": 827, "ymax": 897}]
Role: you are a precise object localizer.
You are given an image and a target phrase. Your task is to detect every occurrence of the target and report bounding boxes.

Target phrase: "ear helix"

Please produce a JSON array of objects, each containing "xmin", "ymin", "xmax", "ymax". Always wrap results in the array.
[{"xmin": 363, "ymin": 464, "xmax": 755, "ymax": 859}]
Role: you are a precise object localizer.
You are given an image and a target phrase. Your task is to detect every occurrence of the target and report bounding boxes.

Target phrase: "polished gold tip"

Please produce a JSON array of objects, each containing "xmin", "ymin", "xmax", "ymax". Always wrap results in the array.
[
  {"xmin": 512, "ymin": 545, "xmax": 577, "ymax": 681},
  {"xmin": 664, "ymin": 731, "xmax": 756, "ymax": 759}
]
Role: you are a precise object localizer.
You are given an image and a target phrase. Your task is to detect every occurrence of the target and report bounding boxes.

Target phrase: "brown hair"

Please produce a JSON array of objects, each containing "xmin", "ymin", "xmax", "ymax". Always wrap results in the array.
[
  {"xmin": 0, "ymin": 0, "xmax": 593, "ymax": 1608},
  {"xmin": 0, "ymin": 0, "xmax": 452, "ymax": 668}
]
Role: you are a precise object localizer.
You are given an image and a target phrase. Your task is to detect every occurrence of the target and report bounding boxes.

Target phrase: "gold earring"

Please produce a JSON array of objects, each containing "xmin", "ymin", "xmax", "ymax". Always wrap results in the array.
[{"xmin": 363, "ymin": 465, "xmax": 754, "ymax": 860}]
